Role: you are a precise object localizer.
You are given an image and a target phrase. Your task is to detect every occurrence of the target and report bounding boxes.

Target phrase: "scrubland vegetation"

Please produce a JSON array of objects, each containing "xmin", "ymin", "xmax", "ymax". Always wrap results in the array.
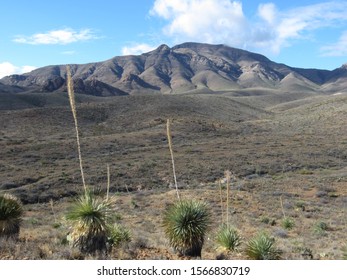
[{"xmin": 0, "ymin": 68, "xmax": 346, "ymax": 259}]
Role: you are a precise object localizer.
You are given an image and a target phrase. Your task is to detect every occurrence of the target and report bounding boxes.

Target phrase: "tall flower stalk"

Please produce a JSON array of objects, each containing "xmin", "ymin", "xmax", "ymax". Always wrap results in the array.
[
  {"xmin": 66, "ymin": 65, "xmax": 87, "ymax": 193},
  {"xmin": 166, "ymin": 119, "xmax": 180, "ymax": 201}
]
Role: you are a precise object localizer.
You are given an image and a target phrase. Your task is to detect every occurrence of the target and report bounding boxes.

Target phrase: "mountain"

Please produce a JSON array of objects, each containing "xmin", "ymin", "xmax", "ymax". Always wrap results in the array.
[{"xmin": 1, "ymin": 42, "xmax": 346, "ymax": 95}]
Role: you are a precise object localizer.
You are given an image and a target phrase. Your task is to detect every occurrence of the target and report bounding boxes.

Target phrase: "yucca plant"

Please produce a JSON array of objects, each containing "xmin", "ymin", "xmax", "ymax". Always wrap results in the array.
[
  {"xmin": 108, "ymin": 224, "xmax": 131, "ymax": 248},
  {"xmin": 245, "ymin": 233, "xmax": 282, "ymax": 260},
  {"xmin": 0, "ymin": 194, "xmax": 23, "ymax": 239},
  {"xmin": 281, "ymin": 217, "xmax": 295, "ymax": 230},
  {"xmin": 313, "ymin": 221, "xmax": 328, "ymax": 236},
  {"xmin": 163, "ymin": 199, "xmax": 210, "ymax": 257},
  {"xmin": 216, "ymin": 224, "xmax": 241, "ymax": 252},
  {"xmin": 66, "ymin": 191, "xmax": 113, "ymax": 254}
]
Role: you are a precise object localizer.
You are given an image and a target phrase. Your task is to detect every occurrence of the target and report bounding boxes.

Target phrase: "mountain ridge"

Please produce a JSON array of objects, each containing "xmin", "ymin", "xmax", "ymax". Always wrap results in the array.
[{"xmin": 1, "ymin": 42, "xmax": 346, "ymax": 95}]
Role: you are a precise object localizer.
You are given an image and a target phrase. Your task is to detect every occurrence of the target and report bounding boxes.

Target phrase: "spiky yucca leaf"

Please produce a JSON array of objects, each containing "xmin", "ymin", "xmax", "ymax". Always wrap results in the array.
[
  {"xmin": 216, "ymin": 224, "xmax": 241, "ymax": 251},
  {"xmin": 245, "ymin": 233, "xmax": 282, "ymax": 260},
  {"xmin": 0, "ymin": 194, "xmax": 23, "ymax": 238},
  {"xmin": 163, "ymin": 199, "xmax": 210, "ymax": 257},
  {"xmin": 66, "ymin": 191, "xmax": 113, "ymax": 253}
]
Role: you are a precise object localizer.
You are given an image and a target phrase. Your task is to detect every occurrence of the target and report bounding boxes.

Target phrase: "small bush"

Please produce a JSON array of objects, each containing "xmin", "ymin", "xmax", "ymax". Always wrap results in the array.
[
  {"xmin": 108, "ymin": 224, "xmax": 131, "ymax": 248},
  {"xmin": 313, "ymin": 221, "xmax": 328, "ymax": 236},
  {"xmin": 0, "ymin": 194, "xmax": 23, "ymax": 239},
  {"xmin": 281, "ymin": 217, "xmax": 295, "ymax": 230},
  {"xmin": 216, "ymin": 224, "xmax": 241, "ymax": 251},
  {"xmin": 245, "ymin": 233, "xmax": 282, "ymax": 260},
  {"xmin": 163, "ymin": 199, "xmax": 210, "ymax": 257}
]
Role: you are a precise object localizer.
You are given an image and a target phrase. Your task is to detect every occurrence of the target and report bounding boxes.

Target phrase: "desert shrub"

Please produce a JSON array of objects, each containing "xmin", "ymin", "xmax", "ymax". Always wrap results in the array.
[
  {"xmin": 313, "ymin": 221, "xmax": 328, "ymax": 236},
  {"xmin": 245, "ymin": 233, "xmax": 282, "ymax": 260},
  {"xmin": 108, "ymin": 224, "xmax": 131, "ymax": 248},
  {"xmin": 66, "ymin": 191, "xmax": 114, "ymax": 254},
  {"xmin": 281, "ymin": 217, "xmax": 295, "ymax": 230},
  {"xmin": 216, "ymin": 224, "xmax": 241, "ymax": 251},
  {"xmin": 0, "ymin": 194, "xmax": 23, "ymax": 239},
  {"xmin": 163, "ymin": 199, "xmax": 210, "ymax": 257}
]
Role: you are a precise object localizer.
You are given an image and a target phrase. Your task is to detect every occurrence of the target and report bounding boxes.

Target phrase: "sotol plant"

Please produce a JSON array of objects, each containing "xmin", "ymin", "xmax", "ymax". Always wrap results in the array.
[
  {"xmin": 163, "ymin": 120, "xmax": 210, "ymax": 257},
  {"xmin": 163, "ymin": 199, "xmax": 210, "ymax": 257},
  {"xmin": 216, "ymin": 171, "xmax": 242, "ymax": 252},
  {"xmin": 245, "ymin": 233, "xmax": 282, "ymax": 260},
  {"xmin": 216, "ymin": 224, "xmax": 241, "ymax": 252},
  {"xmin": 65, "ymin": 66, "xmax": 131, "ymax": 254},
  {"xmin": 108, "ymin": 224, "xmax": 131, "ymax": 248},
  {"xmin": 0, "ymin": 194, "xmax": 23, "ymax": 239},
  {"xmin": 66, "ymin": 191, "xmax": 114, "ymax": 253}
]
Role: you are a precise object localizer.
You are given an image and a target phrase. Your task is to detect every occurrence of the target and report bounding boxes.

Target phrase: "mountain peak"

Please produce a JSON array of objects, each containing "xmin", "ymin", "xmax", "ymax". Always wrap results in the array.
[{"xmin": 150, "ymin": 44, "xmax": 170, "ymax": 54}]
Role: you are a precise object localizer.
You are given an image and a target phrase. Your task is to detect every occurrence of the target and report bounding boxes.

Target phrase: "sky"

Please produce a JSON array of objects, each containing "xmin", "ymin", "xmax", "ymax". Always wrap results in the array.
[{"xmin": 1, "ymin": 0, "xmax": 347, "ymax": 78}]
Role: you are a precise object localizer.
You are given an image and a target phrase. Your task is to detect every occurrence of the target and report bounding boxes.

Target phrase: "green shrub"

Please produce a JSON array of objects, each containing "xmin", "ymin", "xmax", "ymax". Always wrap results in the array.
[
  {"xmin": 108, "ymin": 224, "xmax": 131, "ymax": 248},
  {"xmin": 0, "ymin": 194, "xmax": 23, "ymax": 239},
  {"xmin": 163, "ymin": 199, "xmax": 210, "ymax": 257},
  {"xmin": 281, "ymin": 217, "xmax": 295, "ymax": 230},
  {"xmin": 313, "ymin": 221, "xmax": 328, "ymax": 236},
  {"xmin": 216, "ymin": 224, "xmax": 241, "ymax": 251},
  {"xmin": 66, "ymin": 191, "xmax": 113, "ymax": 254},
  {"xmin": 245, "ymin": 233, "xmax": 282, "ymax": 260}
]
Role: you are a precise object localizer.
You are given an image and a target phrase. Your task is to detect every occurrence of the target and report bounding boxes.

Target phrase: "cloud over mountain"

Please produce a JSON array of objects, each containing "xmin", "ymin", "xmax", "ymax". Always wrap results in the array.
[
  {"xmin": 0, "ymin": 62, "xmax": 37, "ymax": 79},
  {"xmin": 149, "ymin": 0, "xmax": 347, "ymax": 55}
]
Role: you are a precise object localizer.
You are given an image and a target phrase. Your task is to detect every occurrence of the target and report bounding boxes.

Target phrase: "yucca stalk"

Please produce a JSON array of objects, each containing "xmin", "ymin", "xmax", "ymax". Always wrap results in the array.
[
  {"xmin": 106, "ymin": 164, "xmax": 110, "ymax": 202},
  {"xmin": 280, "ymin": 195, "xmax": 286, "ymax": 218},
  {"xmin": 225, "ymin": 170, "xmax": 231, "ymax": 226},
  {"xmin": 0, "ymin": 194, "xmax": 23, "ymax": 239},
  {"xmin": 163, "ymin": 199, "xmax": 210, "ymax": 257},
  {"xmin": 166, "ymin": 119, "xmax": 180, "ymax": 201},
  {"xmin": 219, "ymin": 179, "xmax": 224, "ymax": 224},
  {"xmin": 66, "ymin": 65, "xmax": 87, "ymax": 193}
]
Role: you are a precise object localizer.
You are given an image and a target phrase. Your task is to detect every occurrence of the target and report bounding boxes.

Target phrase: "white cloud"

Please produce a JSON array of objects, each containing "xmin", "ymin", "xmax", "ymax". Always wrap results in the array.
[
  {"xmin": 320, "ymin": 31, "xmax": 347, "ymax": 56},
  {"xmin": 121, "ymin": 43, "xmax": 156, "ymax": 55},
  {"xmin": 270, "ymin": 2, "xmax": 347, "ymax": 52},
  {"xmin": 150, "ymin": 0, "xmax": 347, "ymax": 54},
  {"xmin": 150, "ymin": 0, "xmax": 248, "ymax": 46},
  {"xmin": 258, "ymin": 3, "xmax": 276, "ymax": 25},
  {"xmin": 13, "ymin": 28, "xmax": 97, "ymax": 45},
  {"xmin": 0, "ymin": 62, "xmax": 37, "ymax": 79}
]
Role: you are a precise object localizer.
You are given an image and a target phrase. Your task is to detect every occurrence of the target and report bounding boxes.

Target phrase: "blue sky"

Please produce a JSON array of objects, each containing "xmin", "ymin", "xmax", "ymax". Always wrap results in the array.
[{"xmin": 1, "ymin": 0, "xmax": 347, "ymax": 78}]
